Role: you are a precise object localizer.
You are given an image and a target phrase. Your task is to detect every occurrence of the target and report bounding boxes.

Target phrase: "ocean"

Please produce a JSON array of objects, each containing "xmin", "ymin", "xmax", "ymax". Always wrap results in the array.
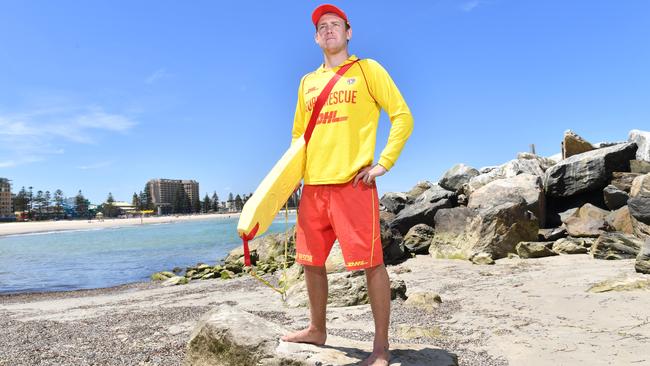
[{"xmin": 0, "ymin": 214, "xmax": 296, "ymax": 294}]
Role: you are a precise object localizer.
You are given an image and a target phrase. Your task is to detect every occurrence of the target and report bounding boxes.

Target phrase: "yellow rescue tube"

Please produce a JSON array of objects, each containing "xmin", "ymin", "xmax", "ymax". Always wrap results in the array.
[{"xmin": 237, "ymin": 136, "xmax": 305, "ymax": 238}]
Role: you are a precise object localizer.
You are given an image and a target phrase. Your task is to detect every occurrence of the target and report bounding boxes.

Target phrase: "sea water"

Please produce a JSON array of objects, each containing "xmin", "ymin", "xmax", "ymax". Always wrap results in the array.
[{"xmin": 0, "ymin": 214, "xmax": 296, "ymax": 294}]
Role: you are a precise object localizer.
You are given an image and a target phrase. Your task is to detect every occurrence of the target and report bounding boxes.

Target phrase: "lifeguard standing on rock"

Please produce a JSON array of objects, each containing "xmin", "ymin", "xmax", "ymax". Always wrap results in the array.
[{"xmin": 281, "ymin": 4, "xmax": 414, "ymax": 366}]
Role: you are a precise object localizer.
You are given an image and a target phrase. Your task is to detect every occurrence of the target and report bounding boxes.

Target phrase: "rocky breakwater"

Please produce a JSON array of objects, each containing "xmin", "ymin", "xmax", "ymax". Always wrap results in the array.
[{"xmin": 378, "ymin": 129, "xmax": 650, "ymax": 273}]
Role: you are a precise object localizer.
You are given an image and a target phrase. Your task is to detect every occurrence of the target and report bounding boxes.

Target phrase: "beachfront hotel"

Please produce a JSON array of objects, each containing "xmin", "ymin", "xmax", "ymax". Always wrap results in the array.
[
  {"xmin": 0, "ymin": 178, "xmax": 12, "ymax": 218},
  {"xmin": 147, "ymin": 179, "xmax": 199, "ymax": 214}
]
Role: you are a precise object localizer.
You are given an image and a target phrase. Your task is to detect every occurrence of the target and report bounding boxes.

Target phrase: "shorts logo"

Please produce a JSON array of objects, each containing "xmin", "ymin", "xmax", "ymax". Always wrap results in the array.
[
  {"xmin": 297, "ymin": 253, "xmax": 313, "ymax": 263},
  {"xmin": 347, "ymin": 260, "xmax": 368, "ymax": 267},
  {"xmin": 347, "ymin": 78, "xmax": 356, "ymax": 85}
]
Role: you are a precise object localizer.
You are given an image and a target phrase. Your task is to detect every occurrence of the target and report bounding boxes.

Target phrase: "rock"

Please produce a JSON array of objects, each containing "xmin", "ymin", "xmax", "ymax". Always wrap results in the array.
[
  {"xmin": 563, "ymin": 203, "xmax": 611, "ymax": 237},
  {"xmin": 220, "ymin": 270, "xmax": 235, "ymax": 279},
  {"xmin": 628, "ymin": 197, "xmax": 650, "ymax": 225},
  {"xmin": 591, "ymin": 232, "xmax": 644, "ymax": 260},
  {"xmin": 587, "ymin": 276, "xmax": 650, "ymax": 293},
  {"xmin": 538, "ymin": 227, "xmax": 568, "ymax": 241},
  {"xmin": 390, "ymin": 184, "xmax": 456, "ymax": 235},
  {"xmin": 390, "ymin": 279, "xmax": 408, "ymax": 301},
  {"xmin": 545, "ymin": 191, "xmax": 607, "ymax": 228},
  {"xmin": 405, "ymin": 181, "xmax": 434, "ymax": 202},
  {"xmin": 286, "ymin": 271, "xmax": 407, "ymax": 308},
  {"xmin": 403, "ymin": 224, "xmax": 435, "ymax": 254},
  {"xmin": 224, "ymin": 262, "xmax": 243, "ymax": 274},
  {"xmin": 611, "ymin": 172, "xmax": 641, "ymax": 192},
  {"xmin": 552, "ymin": 238, "xmax": 589, "ymax": 254},
  {"xmin": 631, "ymin": 160, "xmax": 650, "ymax": 174},
  {"xmin": 606, "ymin": 206, "xmax": 635, "ymax": 234},
  {"xmin": 635, "ymin": 239, "xmax": 650, "ymax": 274},
  {"xmin": 439, "ymin": 163, "xmax": 480, "ymax": 192},
  {"xmin": 161, "ymin": 276, "xmax": 188, "ymax": 286},
  {"xmin": 380, "ymin": 192, "xmax": 408, "ymax": 214},
  {"xmin": 629, "ymin": 173, "xmax": 650, "ymax": 198},
  {"xmin": 562, "ymin": 130, "xmax": 595, "ymax": 159},
  {"xmin": 397, "ymin": 325, "xmax": 444, "ymax": 340},
  {"xmin": 186, "ymin": 305, "xmax": 293, "ymax": 366},
  {"xmin": 404, "ymin": 291, "xmax": 442, "ymax": 313},
  {"xmin": 545, "ymin": 142, "xmax": 638, "ymax": 198},
  {"xmin": 629, "ymin": 129, "xmax": 650, "ymax": 162},
  {"xmin": 468, "ymin": 173, "xmax": 546, "ymax": 228},
  {"xmin": 469, "ymin": 252, "xmax": 495, "ymax": 265},
  {"xmin": 380, "ymin": 217, "xmax": 408, "ymax": 265},
  {"xmin": 517, "ymin": 152, "xmax": 558, "ymax": 171},
  {"xmin": 201, "ymin": 272, "xmax": 217, "ymax": 280},
  {"xmin": 466, "ymin": 159, "xmax": 545, "ymax": 195},
  {"xmin": 151, "ymin": 272, "xmax": 174, "ymax": 281},
  {"xmin": 603, "ymin": 185, "xmax": 629, "ymax": 210},
  {"xmin": 429, "ymin": 207, "xmax": 478, "ymax": 259},
  {"xmin": 516, "ymin": 242, "xmax": 558, "ymax": 258},
  {"xmin": 278, "ymin": 262, "xmax": 304, "ymax": 290},
  {"xmin": 431, "ymin": 200, "xmax": 538, "ymax": 260}
]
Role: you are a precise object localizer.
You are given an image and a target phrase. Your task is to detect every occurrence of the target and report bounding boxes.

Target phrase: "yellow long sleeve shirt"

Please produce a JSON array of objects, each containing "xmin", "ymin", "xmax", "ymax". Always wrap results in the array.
[{"xmin": 291, "ymin": 55, "xmax": 414, "ymax": 185}]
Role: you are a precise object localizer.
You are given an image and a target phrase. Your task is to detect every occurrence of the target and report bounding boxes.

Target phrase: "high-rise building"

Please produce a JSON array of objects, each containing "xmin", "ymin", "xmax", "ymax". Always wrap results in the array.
[
  {"xmin": 147, "ymin": 179, "xmax": 199, "ymax": 213},
  {"xmin": 0, "ymin": 178, "xmax": 12, "ymax": 218}
]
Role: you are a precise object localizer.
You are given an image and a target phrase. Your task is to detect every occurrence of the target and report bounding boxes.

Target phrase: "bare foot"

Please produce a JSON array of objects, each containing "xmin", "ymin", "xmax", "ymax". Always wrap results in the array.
[
  {"xmin": 360, "ymin": 347, "xmax": 390, "ymax": 366},
  {"xmin": 280, "ymin": 326, "xmax": 327, "ymax": 346}
]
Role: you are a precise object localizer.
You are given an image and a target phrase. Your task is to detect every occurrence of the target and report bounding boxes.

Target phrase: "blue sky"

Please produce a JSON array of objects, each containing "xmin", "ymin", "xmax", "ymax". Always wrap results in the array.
[{"xmin": 1, "ymin": 1, "xmax": 649, "ymax": 204}]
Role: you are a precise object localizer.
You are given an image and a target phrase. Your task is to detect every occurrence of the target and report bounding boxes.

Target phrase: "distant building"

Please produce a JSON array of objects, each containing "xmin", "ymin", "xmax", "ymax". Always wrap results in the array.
[
  {"xmin": 0, "ymin": 178, "xmax": 12, "ymax": 218},
  {"xmin": 147, "ymin": 178, "xmax": 199, "ymax": 214}
]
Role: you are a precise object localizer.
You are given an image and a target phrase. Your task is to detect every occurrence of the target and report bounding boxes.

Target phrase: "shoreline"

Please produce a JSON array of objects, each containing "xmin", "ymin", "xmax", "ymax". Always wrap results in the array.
[{"xmin": 0, "ymin": 212, "xmax": 242, "ymax": 237}]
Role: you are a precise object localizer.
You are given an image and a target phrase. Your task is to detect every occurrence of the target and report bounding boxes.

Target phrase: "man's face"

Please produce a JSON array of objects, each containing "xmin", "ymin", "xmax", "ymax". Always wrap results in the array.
[{"xmin": 315, "ymin": 13, "xmax": 351, "ymax": 53}]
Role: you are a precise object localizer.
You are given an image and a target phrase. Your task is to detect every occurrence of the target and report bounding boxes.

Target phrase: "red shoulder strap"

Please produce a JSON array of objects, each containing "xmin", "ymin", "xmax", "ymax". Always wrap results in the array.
[{"xmin": 304, "ymin": 59, "xmax": 359, "ymax": 145}]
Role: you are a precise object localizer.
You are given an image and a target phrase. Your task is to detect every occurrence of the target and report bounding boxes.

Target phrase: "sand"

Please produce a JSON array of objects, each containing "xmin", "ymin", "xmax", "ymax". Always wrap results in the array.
[
  {"xmin": 1, "ymin": 254, "xmax": 649, "ymax": 365},
  {"xmin": 0, "ymin": 213, "xmax": 242, "ymax": 237}
]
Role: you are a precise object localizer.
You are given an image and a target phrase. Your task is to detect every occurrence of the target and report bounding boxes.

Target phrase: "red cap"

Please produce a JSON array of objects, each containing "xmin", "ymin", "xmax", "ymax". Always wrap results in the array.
[{"xmin": 312, "ymin": 4, "xmax": 350, "ymax": 28}]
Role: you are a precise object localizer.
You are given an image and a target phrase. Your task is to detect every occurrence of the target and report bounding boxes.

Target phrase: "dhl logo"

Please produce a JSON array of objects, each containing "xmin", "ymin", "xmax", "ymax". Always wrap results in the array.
[
  {"xmin": 346, "ymin": 260, "xmax": 368, "ymax": 267},
  {"xmin": 316, "ymin": 111, "xmax": 348, "ymax": 125},
  {"xmin": 297, "ymin": 253, "xmax": 313, "ymax": 262}
]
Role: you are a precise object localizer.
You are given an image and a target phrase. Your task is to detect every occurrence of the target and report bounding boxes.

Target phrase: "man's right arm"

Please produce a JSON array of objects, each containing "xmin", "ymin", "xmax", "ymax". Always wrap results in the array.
[{"xmin": 291, "ymin": 75, "xmax": 307, "ymax": 144}]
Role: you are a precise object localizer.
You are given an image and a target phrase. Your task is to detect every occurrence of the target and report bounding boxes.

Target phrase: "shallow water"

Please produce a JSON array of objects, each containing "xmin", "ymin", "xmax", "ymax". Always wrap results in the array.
[{"xmin": 0, "ymin": 214, "xmax": 295, "ymax": 294}]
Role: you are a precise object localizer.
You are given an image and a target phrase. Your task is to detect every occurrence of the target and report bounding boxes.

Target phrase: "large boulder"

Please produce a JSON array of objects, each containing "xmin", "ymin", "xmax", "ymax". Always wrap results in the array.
[
  {"xmin": 390, "ymin": 184, "xmax": 456, "ymax": 235},
  {"xmin": 635, "ymin": 239, "xmax": 650, "ymax": 274},
  {"xmin": 591, "ymin": 232, "xmax": 644, "ymax": 260},
  {"xmin": 552, "ymin": 237, "xmax": 589, "ymax": 254},
  {"xmin": 610, "ymin": 172, "xmax": 641, "ymax": 193},
  {"xmin": 516, "ymin": 152, "xmax": 558, "ymax": 171},
  {"xmin": 186, "ymin": 305, "xmax": 294, "ymax": 366},
  {"xmin": 403, "ymin": 224, "xmax": 435, "ymax": 254},
  {"xmin": 562, "ymin": 130, "xmax": 595, "ymax": 159},
  {"xmin": 439, "ymin": 163, "xmax": 480, "ymax": 192},
  {"xmin": 286, "ymin": 271, "xmax": 407, "ymax": 308},
  {"xmin": 603, "ymin": 185, "xmax": 629, "ymax": 210},
  {"xmin": 606, "ymin": 206, "xmax": 635, "ymax": 234},
  {"xmin": 631, "ymin": 160, "xmax": 650, "ymax": 174},
  {"xmin": 545, "ymin": 142, "xmax": 638, "ymax": 198},
  {"xmin": 629, "ymin": 174, "xmax": 650, "ymax": 239},
  {"xmin": 629, "ymin": 129, "xmax": 650, "ymax": 162},
  {"xmin": 380, "ymin": 192, "xmax": 408, "ymax": 214},
  {"xmin": 430, "ymin": 200, "xmax": 538, "ymax": 260},
  {"xmin": 380, "ymin": 215, "xmax": 408, "ymax": 265},
  {"xmin": 466, "ymin": 159, "xmax": 544, "ymax": 195},
  {"xmin": 468, "ymin": 173, "xmax": 546, "ymax": 228},
  {"xmin": 405, "ymin": 181, "xmax": 434, "ymax": 202},
  {"xmin": 563, "ymin": 203, "xmax": 610, "ymax": 237},
  {"xmin": 516, "ymin": 241, "xmax": 558, "ymax": 258}
]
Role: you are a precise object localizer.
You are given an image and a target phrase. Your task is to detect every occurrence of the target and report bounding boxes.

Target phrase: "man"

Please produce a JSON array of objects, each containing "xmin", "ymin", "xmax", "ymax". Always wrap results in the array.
[{"xmin": 281, "ymin": 4, "xmax": 413, "ymax": 366}]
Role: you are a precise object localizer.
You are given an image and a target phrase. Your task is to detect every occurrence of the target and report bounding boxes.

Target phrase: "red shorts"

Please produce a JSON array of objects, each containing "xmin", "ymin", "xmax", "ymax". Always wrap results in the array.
[{"xmin": 295, "ymin": 180, "xmax": 383, "ymax": 271}]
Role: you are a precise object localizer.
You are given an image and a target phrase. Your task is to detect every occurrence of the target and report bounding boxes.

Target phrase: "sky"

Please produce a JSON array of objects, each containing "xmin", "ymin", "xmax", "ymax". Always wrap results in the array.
[{"xmin": 1, "ymin": 0, "xmax": 649, "ymax": 204}]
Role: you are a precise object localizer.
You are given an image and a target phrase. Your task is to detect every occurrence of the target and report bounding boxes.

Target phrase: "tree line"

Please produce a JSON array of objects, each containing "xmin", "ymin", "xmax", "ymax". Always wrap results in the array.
[{"xmin": 13, "ymin": 187, "xmax": 91, "ymax": 220}]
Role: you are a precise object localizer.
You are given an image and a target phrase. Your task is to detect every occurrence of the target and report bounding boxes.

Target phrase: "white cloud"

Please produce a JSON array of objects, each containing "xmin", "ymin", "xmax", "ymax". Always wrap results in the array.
[
  {"xmin": 460, "ymin": 0, "xmax": 483, "ymax": 12},
  {"xmin": 77, "ymin": 161, "xmax": 113, "ymax": 170},
  {"xmin": 145, "ymin": 68, "xmax": 171, "ymax": 84},
  {"xmin": 0, "ymin": 106, "xmax": 136, "ymax": 168}
]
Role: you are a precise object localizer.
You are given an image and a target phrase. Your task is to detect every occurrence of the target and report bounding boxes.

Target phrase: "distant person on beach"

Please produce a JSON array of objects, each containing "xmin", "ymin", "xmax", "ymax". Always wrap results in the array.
[{"xmin": 280, "ymin": 4, "xmax": 413, "ymax": 366}]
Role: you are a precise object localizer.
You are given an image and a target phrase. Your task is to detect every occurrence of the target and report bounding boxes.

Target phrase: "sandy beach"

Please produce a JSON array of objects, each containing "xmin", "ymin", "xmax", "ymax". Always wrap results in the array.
[
  {"xmin": 0, "ymin": 213, "xmax": 243, "ymax": 237},
  {"xmin": 1, "ymin": 254, "xmax": 649, "ymax": 365}
]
